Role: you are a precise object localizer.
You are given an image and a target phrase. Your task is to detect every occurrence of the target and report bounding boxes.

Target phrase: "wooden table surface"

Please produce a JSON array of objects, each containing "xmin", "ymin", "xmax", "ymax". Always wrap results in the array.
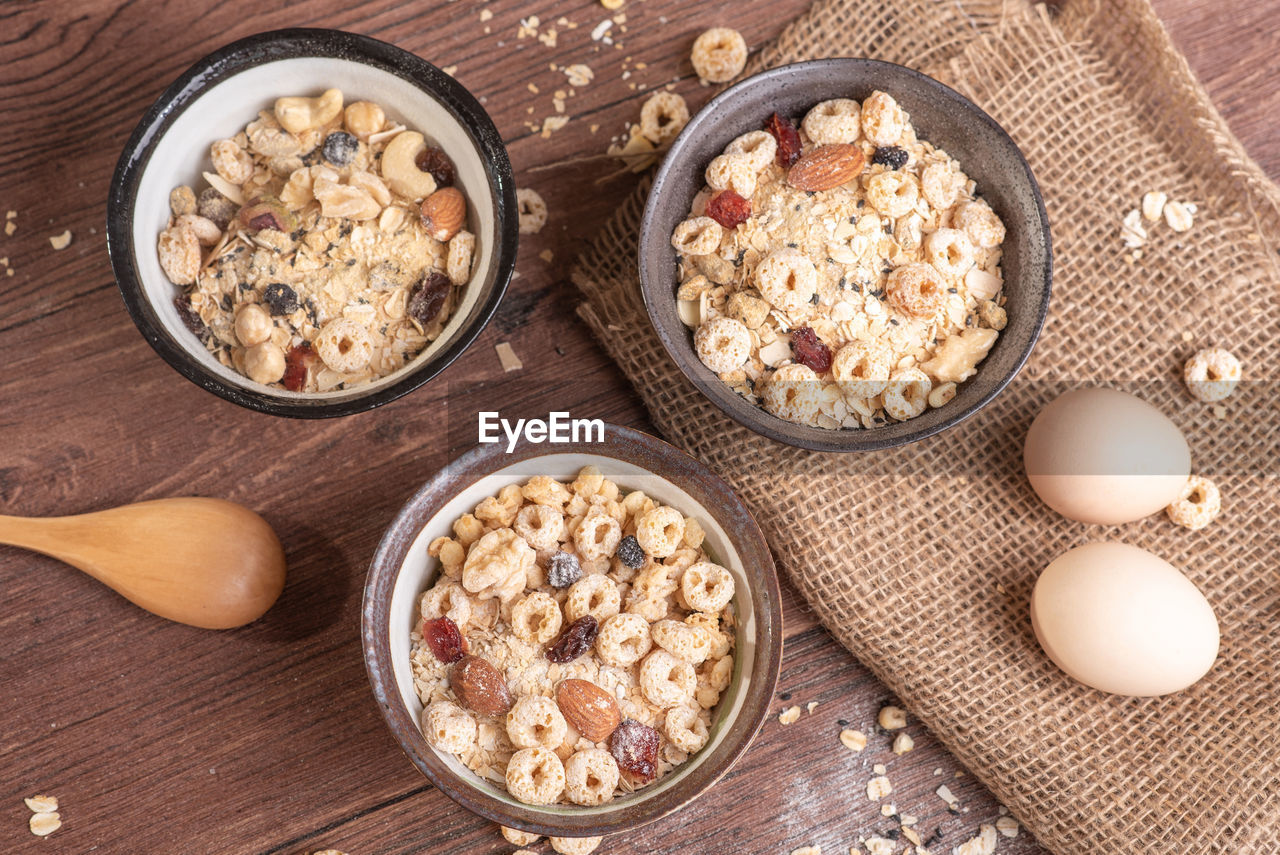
[{"xmin": 2, "ymin": 1, "xmax": 1275, "ymax": 853}]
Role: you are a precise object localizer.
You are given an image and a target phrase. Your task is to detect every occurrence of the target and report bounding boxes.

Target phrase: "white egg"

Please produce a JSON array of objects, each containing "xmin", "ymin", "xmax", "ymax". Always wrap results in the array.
[
  {"xmin": 1024, "ymin": 387, "xmax": 1190, "ymax": 525},
  {"xmin": 1031, "ymin": 541, "xmax": 1219, "ymax": 696}
]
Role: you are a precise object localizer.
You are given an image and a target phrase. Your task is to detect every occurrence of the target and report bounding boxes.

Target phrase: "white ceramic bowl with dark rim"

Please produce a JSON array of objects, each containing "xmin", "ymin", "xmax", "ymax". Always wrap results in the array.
[
  {"xmin": 107, "ymin": 28, "xmax": 518, "ymax": 418},
  {"xmin": 638, "ymin": 58, "xmax": 1052, "ymax": 452},
  {"xmin": 361, "ymin": 424, "xmax": 782, "ymax": 837}
]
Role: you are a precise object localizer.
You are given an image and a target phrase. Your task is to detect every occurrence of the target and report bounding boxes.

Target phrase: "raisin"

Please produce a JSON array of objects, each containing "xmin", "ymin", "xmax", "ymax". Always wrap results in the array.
[
  {"xmin": 263, "ymin": 282, "xmax": 299, "ymax": 316},
  {"xmin": 764, "ymin": 112, "xmax": 802, "ymax": 168},
  {"xmin": 282, "ymin": 341, "xmax": 316, "ymax": 392},
  {"xmin": 322, "ymin": 131, "xmax": 359, "ymax": 167},
  {"xmin": 174, "ymin": 296, "xmax": 205, "ymax": 337},
  {"xmin": 705, "ymin": 189, "xmax": 752, "ymax": 229},
  {"xmin": 871, "ymin": 145, "xmax": 909, "ymax": 170},
  {"xmin": 546, "ymin": 615, "xmax": 599, "ymax": 663},
  {"xmin": 610, "ymin": 719, "xmax": 660, "ymax": 783},
  {"xmin": 415, "ymin": 146, "xmax": 457, "ymax": 187},
  {"xmin": 791, "ymin": 326, "xmax": 832, "ymax": 373},
  {"xmin": 422, "ymin": 615, "xmax": 469, "ymax": 663},
  {"xmin": 407, "ymin": 272, "xmax": 452, "ymax": 326},
  {"xmin": 547, "ymin": 551, "xmax": 582, "ymax": 588},
  {"xmin": 615, "ymin": 535, "xmax": 645, "ymax": 570}
]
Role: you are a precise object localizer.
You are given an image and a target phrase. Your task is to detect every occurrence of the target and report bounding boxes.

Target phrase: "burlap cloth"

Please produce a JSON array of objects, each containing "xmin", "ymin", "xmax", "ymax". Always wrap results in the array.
[{"xmin": 570, "ymin": 0, "xmax": 1280, "ymax": 851}]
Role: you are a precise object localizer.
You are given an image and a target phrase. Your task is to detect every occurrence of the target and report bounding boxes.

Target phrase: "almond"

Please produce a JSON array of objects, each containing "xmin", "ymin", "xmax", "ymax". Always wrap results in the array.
[
  {"xmin": 786, "ymin": 143, "xmax": 866, "ymax": 192},
  {"xmin": 556, "ymin": 678, "xmax": 621, "ymax": 742},
  {"xmin": 450, "ymin": 655, "xmax": 513, "ymax": 716},
  {"xmin": 419, "ymin": 186, "xmax": 466, "ymax": 242}
]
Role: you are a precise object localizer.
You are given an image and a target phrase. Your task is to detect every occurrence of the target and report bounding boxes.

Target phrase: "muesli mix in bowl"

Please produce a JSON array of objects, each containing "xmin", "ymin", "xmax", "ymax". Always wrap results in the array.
[{"xmin": 362, "ymin": 426, "xmax": 782, "ymax": 837}]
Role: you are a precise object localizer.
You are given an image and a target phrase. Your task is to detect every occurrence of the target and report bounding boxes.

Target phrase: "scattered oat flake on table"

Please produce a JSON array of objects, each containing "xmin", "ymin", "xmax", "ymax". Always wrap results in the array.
[
  {"xmin": 313, "ymin": 851, "xmax": 348, "ymax": 855},
  {"xmin": 877, "ymin": 705, "xmax": 907, "ymax": 730},
  {"xmin": 863, "ymin": 837, "xmax": 895, "ymax": 855},
  {"xmin": 495, "ymin": 342, "xmax": 523, "ymax": 372},
  {"xmin": 48, "ymin": 229, "xmax": 72, "ymax": 250},
  {"xmin": 541, "ymin": 115, "xmax": 571, "ymax": 138},
  {"xmin": 996, "ymin": 815, "xmax": 1020, "ymax": 838},
  {"xmin": 953, "ymin": 823, "xmax": 998, "ymax": 855},
  {"xmin": 790, "ymin": 847, "xmax": 821, "ymax": 855},
  {"xmin": 441, "ymin": 65, "xmax": 458, "ymax": 76},
  {"xmin": 839, "ymin": 728, "xmax": 867, "ymax": 752},
  {"xmin": 866, "ymin": 775, "xmax": 892, "ymax": 801},
  {"xmin": 564, "ymin": 64, "xmax": 594, "ymax": 87},
  {"xmin": 936, "ymin": 784, "xmax": 959, "ymax": 805},
  {"xmin": 478, "ymin": 8, "xmax": 492, "ymax": 20},
  {"xmin": 778, "ymin": 705, "xmax": 801, "ymax": 724},
  {"xmin": 25, "ymin": 795, "xmax": 58, "ymax": 812},
  {"xmin": 29, "ymin": 811, "xmax": 61, "ymax": 836},
  {"xmin": 806, "ymin": 701, "xmax": 818, "ymax": 714},
  {"xmin": 892, "ymin": 732, "xmax": 915, "ymax": 755},
  {"xmin": 872, "ymin": 763, "xmax": 886, "ymax": 774},
  {"xmin": 590, "ymin": 19, "xmax": 613, "ymax": 40}
]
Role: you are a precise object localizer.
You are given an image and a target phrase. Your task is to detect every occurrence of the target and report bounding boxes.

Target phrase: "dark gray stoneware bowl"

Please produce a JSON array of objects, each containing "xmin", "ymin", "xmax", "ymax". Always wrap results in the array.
[
  {"xmin": 362, "ymin": 424, "xmax": 782, "ymax": 837},
  {"xmin": 638, "ymin": 58, "xmax": 1052, "ymax": 452}
]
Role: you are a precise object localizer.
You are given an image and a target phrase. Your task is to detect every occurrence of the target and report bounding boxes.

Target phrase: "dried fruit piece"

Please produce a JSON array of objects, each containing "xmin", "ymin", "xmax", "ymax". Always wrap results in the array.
[
  {"xmin": 609, "ymin": 718, "xmax": 660, "ymax": 783},
  {"xmin": 548, "ymin": 551, "xmax": 582, "ymax": 588},
  {"xmin": 321, "ymin": 131, "xmax": 359, "ymax": 167},
  {"xmin": 415, "ymin": 146, "xmax": 457, "ymax": 187},
  {"xmin": 263, "ymin": 282, "xmax": 300, "ymax": 316},
  {"xmin": 174, "ymin": 296, "xmax": 206, "ymax": 337},
  {"xmin": 407, "ymin": 272, "xmax": 452, "ymax": 326},
  {"xmin": 546, "ymin": 615, "xmax": 599, "ymax": 663},
  {"xmin": 422, "ymin": 615, "xmax": 468, "ymax": 663},
  {"xmin": 420, "ymin": 187, "xmax": 466, "ymax": 242},
  {"xmin": 238, "ymin": 195, "xmax": 297, "ymax": 233},
  {"xmin": 791, "ymin": 326, "xmax": 832, "ymax": 373},
  {"xmin": 705, "ymin": 189, "xmax": 751, "ymax": 229},
  {"xmin": 198, "ymin": 187, "xmax": 238, "ymax": 230},
  {"xmin": 615, "ymin": 535, "xmax": 645, "ymax": 570},
  {"xmin": 556, "ymin": 678, "xmax": 622, "ymax": 742},
  {"xmin": 450, "ymin": 655, "xmax": 514, "ymax": 716},
  {"xmin": 787, "ymin": 144, "xmax": 866, "ymax": 191},
  {"xmin": 281, "ymin": 341, "xmax": 317, "ymax": 392},
  {"xmin": 871, "ymin": 145, "xmax": 909, "ymax": 169},
  {"xmin": 764, "ymin": 112, "xmax": 802, "ymax": 168}
]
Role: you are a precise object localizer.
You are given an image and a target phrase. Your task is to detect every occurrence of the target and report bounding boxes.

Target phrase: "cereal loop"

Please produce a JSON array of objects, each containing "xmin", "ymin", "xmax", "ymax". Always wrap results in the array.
[
  {"xmin": 573, "ymin": 508, "xmax": 622, "ymax": 561},
  {"xmin": 832, "ymin": 341, "xmax": 891, "ymax": 399},
  {"xmin": 865, "ymin": 170, "xmax": 919, "ymax": 219},
  {"xmin": 726, "ymin": 130, "xmax": 778, "ymax": 173},
  {"xmin": 515, "ymin": 504, "xmax": 565, "ymax": 552},
  {"xmin": 651, "ymin": 618, "xmax": 713, "ymax": 664},
  {"xmin": 639, "ymin": 91, "xmax": 690, "ymax": 145},
  {"xmin": 924, "ymin": 228, "xmax": 974, "ymax": 278},
  {"xmin": 802, "ymin": 99, "xmax": 861, "ymax": 145},
  {"xmin": 953, "ymin": 200, "xmax": 1006, "ymax": 248},
  {"xmin": 596, "ymin": 612, "xmax": 654, "ymax": 668},
  {"xmin": 755, "ymin": 248, "xmax": 818, "ymax": 314},
  {"xmin": 665, "ymin": 705, "xmax": 710, "ymax": 754},
  {"xmin": 886, "ymin": 262, "xmax": 946, "ymax": 320},
  {"xmin": 507, "ymin": 695, "xmax": 568, "ymax": 750},
  {"xmin": 511, "ymin": 592, "xmax": 563, "ymax": 646},
  {"xmin": 506, "ymin": 747, "xmax": 566, "ymax": 805},
  {"xmin": 420, "ymin": 580, "xmax": 473, "ymax": 627},
  {"xmin": 705, "ymin": 153, "xmax": 757, "ymax": 198},
  {"xmin": 447, "ymin": 230, "xmax": 475, "ymax": 285},
  {"xmin": 563, "ymin": 749, "xmax": 620, "ymax": 806},
  {"xmin": 502, "ymin": 827, "xmax": 542, "ymax": 847},
  {"xmin": 883, "ymin": 368, "xmax": 932, "ymax": 421},
  {"xmin": 423, "ymin": 700, "xmax": 477, "ymax": 754},
  {"xmin": 681, "ymin": 561, "xmax": 736, "ymax": 614},
  {"xmin": 636, "ymin": 506, "xmax": 687, "ymax": 558},
  {"xmin": 315, "ymin": 318, "xmax": 374, "ymax": 373},
  {"xmin": 694, "ymin": 316, "xmax": 751, "ymax": 375},
  {"xmin": 1184, "ymin": 347, "xmax": 1242, "ymax": 403},
  {"xmin": 762, "ymin": 363, "xmax": 823, "ymax": 425},
  {"xmin": 690, "ymin": 27, "xmax": 747, "ymax": 83},
  {"xmin": 517, "ymin": 188, "xmax": 548, "ymax": 235},
  {"xmin": 565, "ymin": 574, "xmax": 621, "ymax": 624},
  {"xmin": 625, "ymin": 563, "xmax": 678, "ymax": 622},
  {"xmin": 1167, "ymin": 475, "xmax": 1222, "ymax": 530},
  {"xmin": 550, "ymin": 836, "xmax": 603, "ymax": 855},
  {"xmin": 921, "ymin": 161, "xmax": 959, "ymax": 210},
  {"xmin": 671, "ymin": 216, "xmax": 724, "ymax": 257},
  {"xmin": 639, "ymin": 649, "xmax": 698, "ymax": 708},
  {"xmin": 861, "ymin": 90, "xmax": 907, "ymax": 146}
]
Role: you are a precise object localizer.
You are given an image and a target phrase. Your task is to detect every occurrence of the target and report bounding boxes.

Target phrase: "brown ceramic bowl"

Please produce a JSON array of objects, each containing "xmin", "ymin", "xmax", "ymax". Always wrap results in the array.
[
  {"xmin": 638, "ymin": 58, "xmax": 1052, "ymax": 452},
  {"xmin": 361, "ymin": 424, "xmax": 782, "ymax": 837}
]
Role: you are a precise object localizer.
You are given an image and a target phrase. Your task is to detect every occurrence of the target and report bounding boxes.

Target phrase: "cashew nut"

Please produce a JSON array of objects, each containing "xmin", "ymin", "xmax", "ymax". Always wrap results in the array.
[
  {"xmin": 379, "ymin": 131, "xmax": 437, "ymax": 201},
  {"xmin": 274, "ymin": 88, "xmax": 344, "ymax": 134}
]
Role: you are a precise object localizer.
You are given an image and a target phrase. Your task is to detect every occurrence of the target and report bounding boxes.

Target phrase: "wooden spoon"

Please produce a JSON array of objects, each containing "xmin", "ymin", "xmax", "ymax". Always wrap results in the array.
[{"xmin": 0, "ymin": 497, "xmax": 287, "ymax": 629}]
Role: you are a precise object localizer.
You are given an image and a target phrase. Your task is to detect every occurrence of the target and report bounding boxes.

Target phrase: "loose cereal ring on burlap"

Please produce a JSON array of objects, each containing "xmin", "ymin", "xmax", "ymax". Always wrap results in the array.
[
  {"xmin": 565, "ymin": 574, "xmax": 621, "ymax": 624},
  {"xmin": 506, "ymin": 695, "xmax": 568, "ymax": 751},
  {"xmin": 802, "ymin": 99, "xmax": 862, "ymax": 145},
  {"xmin": 506, "ymin": 747, "xmax": 566, "ymax": 805},
  {"xmin": 511, "ymin": 591, "xmax": 563, "ymax": 645},
  {"xmin": 1167, "ymin": 475, "xmax": 1222, "ymax": 530},
  {"xmin": 563, "ymin": 748, "xmax": 620, "ymax": 806},
  {"xmin": 694, "ymin": 316, "xmax": 751, "ymax": 375},
  {"xmin": 1183, "ymin": 347, "xmax": 1242, "ymax": 403},
  {"xmin": 423, "ymin": 700, "xmax": 477, "ymax": 754},
  {"xmin": 596, "ymin": 612, "xmax": 653, "ymax": 668},
  {"xmin": 640, "ymin": 649, "xmax": 697, "ymax": 708}
]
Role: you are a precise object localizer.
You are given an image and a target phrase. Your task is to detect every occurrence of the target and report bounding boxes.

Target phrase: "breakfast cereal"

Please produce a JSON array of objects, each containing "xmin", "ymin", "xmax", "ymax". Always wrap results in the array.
[
  {"xmin": 671, "ymin": 91, "xmax": 1009, "ymax": 430},
  {"xmin": 411, "ymin": 467, "xmax": 736, "ymax": 807},
  {"xmin": 157, "ymin": 88, "xmax": 475, "ymax": 392}
]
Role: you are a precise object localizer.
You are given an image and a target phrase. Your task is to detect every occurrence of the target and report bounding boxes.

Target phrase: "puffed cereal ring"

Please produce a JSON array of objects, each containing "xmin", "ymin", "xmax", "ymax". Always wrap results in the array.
[
  {"xmin": 570, "ymin": 465, "xmax": 605, "ymax": 499},
  {"xmin": 423, "ymin": 700, "xmax": 477, "ymax": 754},
  {"xmin": 865, "ymin": 170, "xmax": 920, "ymax": 219},
  {"xmin": 680, "ymin": 561, "xmax": 736, "ymax": 614},
  {"xmin": 832, "ymin": 341, "xmax": 891, "ymax": 399},
  {"xmin": 639, "ymin": 91, "xmax": 690, "ymax": 145},
  {"xmin": 563, "ymin": 748, "xmax": 620, "ymax": 806},
  {"xmin": 625, "ymin": 562, "xmax": 678, "ymax": 622},
  {"xmin": 635, "ymin": 506, "xmax": 687, "ymax": 559},
  {"xmin": 670, "ymin": 216, "xmax": 724, "ymax": 257},
  {"xmin": 885, "ymin": 262, "xmax": 946, "ymax": 320},
  {"xmin": 802, "ymin": 99, "xmax": 862, "ymax": 145},
  {"xmin": 651, "ymin": 618, "xmax": 712, "ymax": 665},
  {"xmin": 1184, "ymin": 347, "xmax": 1242, "ymax": 403},
  {"xmin": 665, "ymin": 704, "xmax": 710, "ymax": 754},
  {"xmin": 506, "ymin": 747, "xmax": 566, "ymax": 805},
  {"xmin": 511, "ymin": 592, "xmax": 564, "ymax": 646},
  {"xmin": 953, "ymin": 200, "xmax": 1006, "ymax": 248},
  {"xmin": 694, "ymin": 316, "xmax": 751, "ymax": 375},
  {"xmin": 924, "ymin": 228, "xmax": 974, "ymax": 278},
  {"xmin": 639, "ymin": 649, "xmax": 698, "ymax": 708},
  {"xmin": 690, "ymin": 27, "xmax": 747, "ymax": 83},
  {"xmin": 514, "ymin": 504, "xmax": 566, "ymax": 552},
  {"xmin": 1166, "ymin": 475, "xmax": 1222, "ymax": 530},
  {"xmin": 506, "ymin": 695, "xmax": 568, "ymax": 750},
  {"xmin": 565, "ymin": 573, "xmax": 621, "ymax": 624},
  {"xmin": 315, "ymin": 318, "xmax": 374, "ymax": 373},
  {"xmin": 596, "ymin": 612, "xmax": 654, "ymax": 668},
  {"xmin": 684, "ymin": 613, "xmax": 731, "ymax": 660},
  {"xmin": 755, "ymin": 248, "xmax": 818, "ymax": 314},
  {"xmin": 762, "ymin": 363, "xmax": 823, "ymax": 425},
  {"xmin": 502, "ymin": 826, "xmax": 542, "ymax": 847},
  {"xmin": 573, "ymin": 508, "xmax": 622, "ymax": 561},
  {"xmin": 860, "ymin": 90, "xmax": 907, "ymax": 146},
  {"xmin": 883, "ymin": 368, "xmax": 932, "ymax": 421},
  {"xmin": 522, "ymin": 475, "xmax": 573, "ymax": 510},
  {"xmin": 517, "ymin": 188, "xmax": 548, "ymax": 235},
  {"xmin": 726, "ymin": 130, "xmax": 778, "ymax": 172},
  {"xmin": 550, "ymin": 836, "xmax": 603, "ymax": 855},
  {"xmin": 704, "ymin": 153, "xmax": 757, "ymax": 198},
  {"xmin": 920, "ymin": 161, "xmax": 959, "ymax": 210},
  {"xmin": 696, "ymin": 654, "xmax": 734, "ymax": 709},
  {"xmin": 419, "ymin": 580, "xmax": 473, "ymax": 627}
]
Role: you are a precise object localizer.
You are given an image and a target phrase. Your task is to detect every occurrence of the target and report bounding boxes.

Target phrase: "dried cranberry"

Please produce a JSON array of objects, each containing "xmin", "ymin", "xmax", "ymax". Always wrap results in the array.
[
  {"xmin": 610, "ymin": 719, "xmax": 660, "ymax": 783},
  {"xmin": 263, "ymin": 282, "xmax": 299, "ymax": 316},
  {"xmin": 546, "ymin": 615, "xmax": 599, "ymax": 663},
  {"xmin": 415, "ymin": 146, "xmax": 456, "ymax": 187},
  {"xmin": 281, "ymin": 341, "xmax": 316, "ymax": 392},
  {"xmin": 174, "ymin": 296, "xmax": 205, "ymax": 337},
  {"xmin": 615, "ymin": 535, "xmax": 645, "ymax": 570},
  {"xmin": 764, "ymin": 112, "xmax": 803, "ymax": 168},
  {"xmin": 871, "ymin": 145, "xmax": 909, "ymax": 170},
  {"xmin": 791, "ymin": 326, "xmax": 832, "ymax": 373},
  {"xmin": 705, "ymin": 189, "xmax": 752, "ymax": 229},
  {"xmin": 422, "ymin": 615, "xmax": 468, "ymax": 663},
  {"xmin": 547, "ymin": 551, "xmax": 582, "ymax": 589},
  {"xmin": 407, "ymin": 272, "xmax": 452, "ymax": 326}
]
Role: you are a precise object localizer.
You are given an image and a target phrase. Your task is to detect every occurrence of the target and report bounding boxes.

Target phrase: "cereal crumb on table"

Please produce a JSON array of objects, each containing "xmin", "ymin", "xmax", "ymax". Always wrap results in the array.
[
  {"xmin": 865, "ymin": 775, "xmax": 892, "ymax": 801},
  {"xmin": 778, "ymin": 704, "xmax": 802, "ymax": 724},
  {"xmin": 24, "ymin": 795, "xmax": 58, "ymax": 813},
  {"xmin": 877, "ymin": 705, "xmax": 907, "ymax": 730},
  {"xmin": 550, "ymin": 835, "xmax": 603, "ymax": 854},
  {"xmin": 517, "ymin": 188, "xmax": 548, "ymax": 234},
  {"xmin": 806, "ymin": 700, "xmax": 818, "ymax": 714},
  {"xmin": 996, "ymin": 815, "xmax": 1020, "ymax": 837},
  {"xmin": 29, "ymin": 811, "xmax": 62, "ymax": 837},
  {"xmin": 790, "ymin": 847, "xmax": 822, "ymax": 855},
  {"xmin": 48, "ymin": 229, "xmax": 72, "ymax": 250},
  {"xmin": 953, "ymin": 823, "xmax": 998, "ymax": 855},
  {"xmin": 495, "ymin": 342, "xmax": 524, "ymax": 373},
  {"xmin": 839, "ymin": 728, "xmax": 866, "ymax": 752},
  {"xmin": 936, "ymin": 784, "xmax": 959, "ymax": 805},
  {"xmin": 872, "ymin": 763, "xmax": 886, "ymax": 774},
  {"xmin": 862, "ymin": 837, "xmax": 895, "ymax": 855},
  {"xmin": 501, "ymin": 826, "xmax": 542, "ymax": 846},
  {"xmin": 891, "ymin": 732, "xmax": 914, "ymax": 755}
]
